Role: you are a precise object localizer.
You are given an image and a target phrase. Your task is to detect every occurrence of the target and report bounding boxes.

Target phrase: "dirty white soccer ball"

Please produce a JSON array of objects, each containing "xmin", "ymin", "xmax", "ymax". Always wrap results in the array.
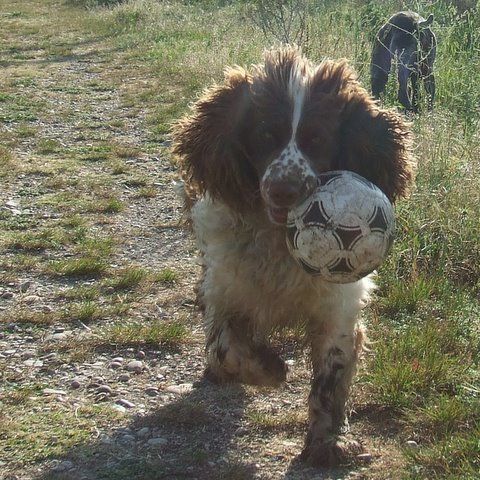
[{"xmin": 286, "ymin": 171, "xmax": 395, "ymax": 283}]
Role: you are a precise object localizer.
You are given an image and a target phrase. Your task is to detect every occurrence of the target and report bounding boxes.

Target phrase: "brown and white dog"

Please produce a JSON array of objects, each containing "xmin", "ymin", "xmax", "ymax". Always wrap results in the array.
[{"xmin": 172, "ymin": 46, "xmax": 414, "ymax": 466}]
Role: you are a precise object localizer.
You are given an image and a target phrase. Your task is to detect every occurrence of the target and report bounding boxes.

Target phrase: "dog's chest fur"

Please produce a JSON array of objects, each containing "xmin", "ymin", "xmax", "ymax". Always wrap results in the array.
[{"xmin": 192, "ymin": 197, "xmax": 372, "ymax": 336}]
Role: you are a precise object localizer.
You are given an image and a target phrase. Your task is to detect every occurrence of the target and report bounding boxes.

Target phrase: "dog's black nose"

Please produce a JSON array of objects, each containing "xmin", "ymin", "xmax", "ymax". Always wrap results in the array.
[{"xmin": 268, "ymin": 181, "xmax": 301, "ymax": 208}]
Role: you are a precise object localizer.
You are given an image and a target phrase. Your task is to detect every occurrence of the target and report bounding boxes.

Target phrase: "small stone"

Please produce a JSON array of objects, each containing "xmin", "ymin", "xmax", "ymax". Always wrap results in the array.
[
  {"xmin": 136, "ymin": 350, "xmax": 146, "ymax": 359},
  {"xmin": 97, "ymin": 385, "xmax": 113, "ymax": 395},
  {"xmin": 21, "ymin": 351, "xmax": 35, "ymax": 360},
  {"xmin": 118, "ymin": 374, "xmax": 130, "ymax": 382},
  {"xmin": 112, "ymin": 404, "xmax": 126, "ymax": 414},
  {"xmin": 109, "ymin": 361, "xmax": 122, "ymax": 369},
  {"xmin": 4, "ymin": 349, "xmax": 16, "ymax": 356},
  {"xmin": 406, "ymin": 440, "xmax": 419, "ymax": 449},
  {"xmin": 147, "ymin": 437, "xmax": 168, "ymax": 447},
  {"xmin": 165, "ymin": 383, "xmax": 193, "ymax": 395},
  {"xmin": 52, "ymin": 460, "xmax": 74, "ymax": 472},
  {"xmin": 357, "ymin": 453, "xmax": 373, "ymax": 462},
  {"xmin": 116, "ymin": 398, "xmax": 135, "ymax": 409},
  {"xmin": 126, "ymin": 360, "xmax": 143, "ymax": 373},
  {"xmin": 112, "ymin": 357, "xmax": 124, "ymax": 363},
  {"xmin": 145, "ymin": 387, "xmax": 159, "ymax": 397},
  {"xmin": 121, "ymin": 434, "xmax": 136, "ymax": 443},
  {"xmin": 100, "ymin": 434, "xmax": 113, "ymax": 444},
  {"xmin": 23, "ymin": 295, "xmax": 40, "ymax": 305},
  {"xmin": 1, "ymin": 291, "xmax": 14, "ymax": 299},
  {"xmin": 41, "ymin": 305, "xmax": 54, "ymax": 313},
  {"xmin": 137, "ymin": 427, "xmax": 150, "ymax": 438},
  {"xmin": 43, "ymin": 388, "xmax": 67, "ymax": 396},
  {"xmin": 46, "ymin": 332, "xmax": 68, "ymax": 341},
  {"xmin": 23, "ymin": 359, "xmax": 43, "ymax": 367},
  {"xmin": 70, "ymin": 379, "xmax": 81, "ymax": 389}
]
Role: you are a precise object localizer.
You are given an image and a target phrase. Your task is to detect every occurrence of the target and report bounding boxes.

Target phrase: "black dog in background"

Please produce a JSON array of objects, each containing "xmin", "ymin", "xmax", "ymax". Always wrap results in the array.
[{"xmin": 371, "ymin": 11, "xmax": 436, "ymax": 112}]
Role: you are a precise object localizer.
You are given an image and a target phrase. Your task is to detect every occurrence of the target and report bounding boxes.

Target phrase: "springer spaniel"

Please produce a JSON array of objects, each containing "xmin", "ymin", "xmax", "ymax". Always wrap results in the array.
[{"xmin": 172, "ymin": 46, "xmax": 413, "ymax": 466}]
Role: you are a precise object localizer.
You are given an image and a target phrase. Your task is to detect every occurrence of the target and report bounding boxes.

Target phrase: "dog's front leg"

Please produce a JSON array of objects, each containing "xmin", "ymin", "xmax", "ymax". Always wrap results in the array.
[
  {"xmin": 203, "ymin": 309, "xmax": 287, "ymax": 387},
  {"xmin": 301, "ymin": 323, "xmax": 364, "ymax": 467}
]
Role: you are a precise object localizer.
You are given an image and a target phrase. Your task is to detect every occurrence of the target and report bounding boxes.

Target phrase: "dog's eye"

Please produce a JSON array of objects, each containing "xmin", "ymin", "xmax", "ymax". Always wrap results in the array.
[
  {"xmin": 308, "ymin": 136, "xmax": 323, "ymax": 148},
  {"xmin": 261, "ymin": 130, "xmax": 275, "ymax": 142}
]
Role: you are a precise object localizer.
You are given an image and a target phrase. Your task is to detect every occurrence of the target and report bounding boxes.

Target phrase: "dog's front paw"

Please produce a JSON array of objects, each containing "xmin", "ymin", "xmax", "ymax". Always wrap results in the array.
[{"xmin": 300, "ymin": 436, "xmax": 363, "ymax": 467}]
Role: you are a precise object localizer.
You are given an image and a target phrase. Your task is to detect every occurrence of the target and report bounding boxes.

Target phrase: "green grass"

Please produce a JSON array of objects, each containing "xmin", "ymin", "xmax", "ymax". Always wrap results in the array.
[
  {"xmin": 101, "ymin": 320, "xmax": 189, "ymax": 347},
  {"xmin": 0, "ymin": 399, "xmax": 121, "ymax": 465},
  {"xmin": 48, "ymin": 257, "xmax": 108, "ymax": 278},
  {"xmin": 155, "ymin": 268, "xmax": 178, "ymax": 286}
]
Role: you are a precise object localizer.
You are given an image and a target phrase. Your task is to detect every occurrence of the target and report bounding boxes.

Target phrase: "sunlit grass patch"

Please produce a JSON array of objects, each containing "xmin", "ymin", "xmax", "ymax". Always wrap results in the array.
[
  {"xmin": 0, "ymin": 253, "xmax": 37, "ymax": 272},
  {"xmin": 60, "ymin": 284, "xmax": 101, "ymax": 301},
  {"xmin": 36, "ymin": 138, "xmax": 62, "ymax": 155},
  {"xmin": 0, "ymin": 94, "xmax": 43, "ymax": 123},
  {"xmin": 404, "ymin": 424, "xmax": 480, "ymax": 479},
  {"xmin": 405, "ymin": 393, "xmax": 480, "ymax": 439},
  {"xmin": 109, "ymin": 159, "xmax": 130, "ymax": 175},
  {"xmin": 155, "ymin": 268, "xmax": 178, "ymax": 286},
  {"xmin": 136, "ymin": 186, "xmax": 157, "ymax": 198},
  {"xmin": 65, "ymin": 301, "xmax": 102, "ymax": 323},
  {"xmin": 2, "ymin": 227, "xmax": 75, "ymax": 252},
  {"xmin": 85, "ymin": 197, "xmax": 124, "ymax": 214},
  {"xmin": 0, "ymin": 401, "xmax": 121, "ymax": 465},
  {"xmin": 0, "ymin": 145, "xmax": 18, "ymax": 176},
  {"xmin": 48, "ymin": 257, "xmax": 108, "ymax": 278},
  {"xmin": 15, "ymin": 124, "xmax": 37, "ymax": 138},
  {"xmin": 0, "ymin": 308, "xmax": 60, "ymax": 326},
  {"xmin": 113, "ymin": 143, "xmax": 140, "ymax": 159},
  {"xmin": 101, "ymin": 319, "xmax": 189, "ymax": 347},
  {"xmin": 76, "ymin": 236, "xmax": 115, "ymax": 258},
  {"xmin": 364, "ymin": 319, "xmax": 474, "ymax": 409},
  {"xmin": 246, "ymin": 409, "xmax": 306, "ymax": 432},
  {"xmin": 105, "ymin": 267, "xmax": 148, "ymax": 291}
]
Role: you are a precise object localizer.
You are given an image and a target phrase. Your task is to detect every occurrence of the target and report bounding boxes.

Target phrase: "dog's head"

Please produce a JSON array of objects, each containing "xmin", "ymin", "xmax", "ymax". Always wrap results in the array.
[{"xmin": 173, "ymin": 46, "xmax": 414, "ymax": 225}]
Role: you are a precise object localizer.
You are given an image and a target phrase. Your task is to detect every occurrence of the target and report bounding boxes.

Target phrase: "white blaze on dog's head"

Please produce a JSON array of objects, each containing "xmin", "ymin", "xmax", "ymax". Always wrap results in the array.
[{"xmin": 260, "ymin": 54, "xmax": 319, "ymax": 221}]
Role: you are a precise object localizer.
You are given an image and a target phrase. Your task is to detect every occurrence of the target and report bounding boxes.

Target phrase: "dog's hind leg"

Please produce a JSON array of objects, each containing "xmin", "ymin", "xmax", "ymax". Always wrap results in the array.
[
  {"xmin": 204, "ymin": 311, "xmax": 287, "ymax": 387},
  {"xmin": 371, "ymin": 25, "xmax": 392, "ymax": 99}
]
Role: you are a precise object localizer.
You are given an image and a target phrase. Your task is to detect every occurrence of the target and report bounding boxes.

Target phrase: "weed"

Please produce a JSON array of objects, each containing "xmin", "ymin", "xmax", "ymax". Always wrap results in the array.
[{"xmin": 48, "ymin": 257, "xmax": 108, "ymax": 278}]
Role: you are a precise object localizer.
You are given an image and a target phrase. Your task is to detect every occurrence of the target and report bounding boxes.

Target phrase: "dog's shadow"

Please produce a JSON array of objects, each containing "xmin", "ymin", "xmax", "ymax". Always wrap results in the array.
[{"xmin": 35, "ymin": 379, "xmax": 256, "ymax": 480}]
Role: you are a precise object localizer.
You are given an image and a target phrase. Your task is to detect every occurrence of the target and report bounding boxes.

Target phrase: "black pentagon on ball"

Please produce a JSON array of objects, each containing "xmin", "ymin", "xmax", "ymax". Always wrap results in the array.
[
  {"xmin": 327, "ymin": 256, "xmax": 355, "ymax": 274},
  {"xmin": 334, "ymin": 225, "xmax": 364, "ymax": 250},
  {"xmin": 303, "ymin": 200, "xmax": 330, "ymax": 226},
  {"xmin": 368, "ymin": 205, "xmax": 389, "ymax": 232}
]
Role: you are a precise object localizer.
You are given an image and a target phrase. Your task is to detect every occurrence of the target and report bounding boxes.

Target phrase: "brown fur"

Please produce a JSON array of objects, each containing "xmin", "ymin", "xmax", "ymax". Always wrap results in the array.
[{"xmin": 173, "ymin": 47, "xmax": 414, "ymax": 210}]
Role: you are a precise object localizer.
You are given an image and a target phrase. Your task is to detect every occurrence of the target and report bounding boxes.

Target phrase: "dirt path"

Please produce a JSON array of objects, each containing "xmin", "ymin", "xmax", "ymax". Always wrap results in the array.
[{"xmin": 0, "ymin": 2, "xmax": 404, "ymax": 479}]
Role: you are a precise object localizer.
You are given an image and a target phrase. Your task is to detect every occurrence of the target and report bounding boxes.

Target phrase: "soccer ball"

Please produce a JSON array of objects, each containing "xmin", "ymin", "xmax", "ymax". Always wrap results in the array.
[{"xmin": 286, "ymin": 171, "xmax": 395, "ymax": 283}]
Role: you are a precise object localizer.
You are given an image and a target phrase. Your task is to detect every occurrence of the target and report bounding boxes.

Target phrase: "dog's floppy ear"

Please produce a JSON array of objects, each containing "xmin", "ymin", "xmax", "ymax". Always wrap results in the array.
[
  {"xmin": 172, "ymin": 67, "xmax": 257, "ymax": 211},
  {"xmin": 336, "ymin": 91, "xmax": 415, "ymax": 202}
]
